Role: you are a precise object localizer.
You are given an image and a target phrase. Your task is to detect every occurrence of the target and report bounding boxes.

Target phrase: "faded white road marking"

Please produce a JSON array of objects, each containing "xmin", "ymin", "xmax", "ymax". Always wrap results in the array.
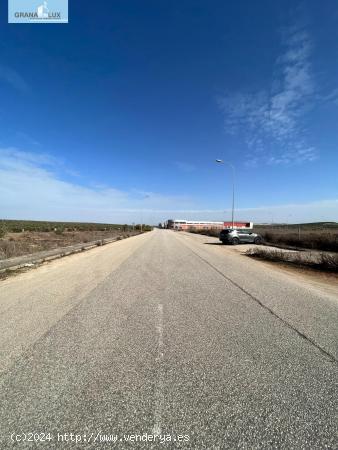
[{"xmin": 153, "ymin": 303, "xmax": 164, "ymax": 435}]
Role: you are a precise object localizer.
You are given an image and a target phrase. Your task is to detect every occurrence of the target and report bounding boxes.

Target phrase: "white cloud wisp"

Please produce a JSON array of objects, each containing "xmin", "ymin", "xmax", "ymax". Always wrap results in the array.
[
  {"xmin": 218, "ymin": 24, "xmax": 318, "ymax": 166},
  {"xmin": 0, "ymin": 149, "xmax": 192, "ymax": 224}
]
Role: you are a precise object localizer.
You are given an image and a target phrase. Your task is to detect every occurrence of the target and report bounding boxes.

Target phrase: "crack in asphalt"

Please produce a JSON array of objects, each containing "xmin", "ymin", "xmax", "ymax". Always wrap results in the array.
[{"xmin": 177, "ymin": 235, "xmax": 337, "ymax": 364}]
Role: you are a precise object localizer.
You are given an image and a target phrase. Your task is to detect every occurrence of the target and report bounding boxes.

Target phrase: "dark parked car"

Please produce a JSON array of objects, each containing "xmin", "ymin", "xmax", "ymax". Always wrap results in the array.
[{"xmin": 219, "ymin": 229, "xmax": 263, "ymax": 245}]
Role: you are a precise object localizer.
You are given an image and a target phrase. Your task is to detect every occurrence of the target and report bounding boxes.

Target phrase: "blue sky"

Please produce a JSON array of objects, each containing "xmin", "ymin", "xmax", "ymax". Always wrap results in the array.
[{"xmin": 0, "ymin": 0, "xmax": 337, "ymax": 224}]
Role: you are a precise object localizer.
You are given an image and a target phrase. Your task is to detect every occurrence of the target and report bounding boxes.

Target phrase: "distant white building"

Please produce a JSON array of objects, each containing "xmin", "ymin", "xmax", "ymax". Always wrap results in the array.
[{"xmin": 166, "ymin": 219, "xmax": 253, "ymax": 231}]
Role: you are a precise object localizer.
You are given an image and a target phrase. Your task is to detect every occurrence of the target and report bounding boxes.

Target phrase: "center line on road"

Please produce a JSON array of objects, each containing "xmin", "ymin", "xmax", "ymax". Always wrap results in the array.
[{"xmin": 153, "ymin": 303, "xmax": 164, "ymax": 435}]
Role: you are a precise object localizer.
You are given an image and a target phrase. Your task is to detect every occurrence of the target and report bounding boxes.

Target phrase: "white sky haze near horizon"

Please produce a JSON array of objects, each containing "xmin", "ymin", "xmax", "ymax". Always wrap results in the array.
[{"xmin": 0, "ymin": 148, "xmax": 337, "ymax": 224}]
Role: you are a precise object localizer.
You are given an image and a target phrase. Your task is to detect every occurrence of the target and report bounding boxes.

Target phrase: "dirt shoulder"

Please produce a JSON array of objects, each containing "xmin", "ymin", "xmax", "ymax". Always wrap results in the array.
[
  {"xmin": 180, "ymin": 232, "xmax": 338, "ymax": 294},
  {"xmin": 223, "ymin": 243, "xmax": 338, "ymax": 292}
]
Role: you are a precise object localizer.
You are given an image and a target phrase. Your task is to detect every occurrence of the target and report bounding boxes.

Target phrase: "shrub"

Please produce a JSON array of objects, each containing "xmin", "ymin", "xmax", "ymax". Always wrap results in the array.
[
  {"xmin": 0, "ymin": 241, "xmax": 16, "ymax": 259},
  {"xmin": 318, "ymin": 253, "xmax": 338, "ymax": 271},
  {"xmin": 187, "ymin": 228, "xmax": 220, "ymax": 238},
  {"xmin": 257, "ymin": 230, "xmax": 338, "ymax": 252},
  {"xmin": 0, "ymin": 223, "xmax": 7, "ymax": 238},
  {"xmin": 246, "ymin": 248, "xmax": 338, "ymax": 272}
]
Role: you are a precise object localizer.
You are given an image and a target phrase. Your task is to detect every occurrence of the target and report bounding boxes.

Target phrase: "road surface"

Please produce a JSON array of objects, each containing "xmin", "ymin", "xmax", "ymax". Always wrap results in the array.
[{"xmin": 0, "ymin": 229, "xmax": 337, "ymax": 449}]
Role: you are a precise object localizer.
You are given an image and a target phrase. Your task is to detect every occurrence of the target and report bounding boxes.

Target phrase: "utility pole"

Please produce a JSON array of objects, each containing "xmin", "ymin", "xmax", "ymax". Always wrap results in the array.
[{"xmin": 216, "ymin": 160, "xmax": 235, "ymax": 229}]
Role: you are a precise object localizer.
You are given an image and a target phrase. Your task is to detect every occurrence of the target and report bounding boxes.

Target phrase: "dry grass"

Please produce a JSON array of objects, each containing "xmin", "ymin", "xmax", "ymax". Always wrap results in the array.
[
  {"xmin": 253, "ymin": 227, "xmax": 338, "ymax": 252},
  {"xmin": 0, "ymin": 230, "xmax": 141, "ymax": 260},
  {"xmin": 187, "ymin": 224, "xmax": 338, "ymax": 253},
  {"xmin": 246, "ymin": 247, "xmax": 338, "ymax": 273},
  {"xmin": 187, "ymin": 228, "xmax": 220, "ymax": 238}
]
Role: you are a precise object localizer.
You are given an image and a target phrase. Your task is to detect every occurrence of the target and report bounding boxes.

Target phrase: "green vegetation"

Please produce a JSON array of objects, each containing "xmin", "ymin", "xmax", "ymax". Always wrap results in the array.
[
  {"xmin": 0, "ymin": 223, "xmax": 7, "ymax": 239},
  {"xmin": 136, "ymin": 224, "xmax": 153, "ymax": 232}
]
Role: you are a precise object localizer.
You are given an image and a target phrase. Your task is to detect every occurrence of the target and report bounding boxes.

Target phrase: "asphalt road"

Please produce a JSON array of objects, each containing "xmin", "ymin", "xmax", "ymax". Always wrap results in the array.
[{"xmin": 0, "ymin": 229, "xmax": 337, "ymax": 449}]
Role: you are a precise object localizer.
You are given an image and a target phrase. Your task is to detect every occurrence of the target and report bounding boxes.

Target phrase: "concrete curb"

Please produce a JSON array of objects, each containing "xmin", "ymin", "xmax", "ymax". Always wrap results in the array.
[{"xmin": 0, "ymin": 236, "xmax": 125, "ymax": 272}]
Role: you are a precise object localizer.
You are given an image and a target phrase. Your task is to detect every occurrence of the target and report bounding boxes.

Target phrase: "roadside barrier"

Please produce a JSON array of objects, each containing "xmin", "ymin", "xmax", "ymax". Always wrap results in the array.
[{"xmin": 0, "ymin": 236, "xmax": 123, "ymax": 272}]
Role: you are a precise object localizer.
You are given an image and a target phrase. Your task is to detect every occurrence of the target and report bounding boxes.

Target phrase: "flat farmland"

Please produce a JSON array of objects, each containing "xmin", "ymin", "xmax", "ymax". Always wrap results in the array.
[
  {"xmin": 0, "ymin": 220, "xmax": 149, "ymax": 260},
  {"xmin": 253, "ymin": 223, "xmax": 338, "ymax": 252},
  {"xmin": 188, "ymin": 222, "xmax": 338, "ymax": 252}
]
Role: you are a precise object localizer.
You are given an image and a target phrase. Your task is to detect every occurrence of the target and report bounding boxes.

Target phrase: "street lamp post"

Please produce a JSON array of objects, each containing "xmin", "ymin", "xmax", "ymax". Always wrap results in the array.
[{"xmin": 216, "ymin": 159, "xmax": 235, "ymax": 229}]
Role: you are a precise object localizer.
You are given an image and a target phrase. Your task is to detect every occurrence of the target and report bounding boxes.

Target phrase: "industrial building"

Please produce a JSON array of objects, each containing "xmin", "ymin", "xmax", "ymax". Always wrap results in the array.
[{"xmin": 165, "ymin": 220, "xmax": 253, "ymax": 231}]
